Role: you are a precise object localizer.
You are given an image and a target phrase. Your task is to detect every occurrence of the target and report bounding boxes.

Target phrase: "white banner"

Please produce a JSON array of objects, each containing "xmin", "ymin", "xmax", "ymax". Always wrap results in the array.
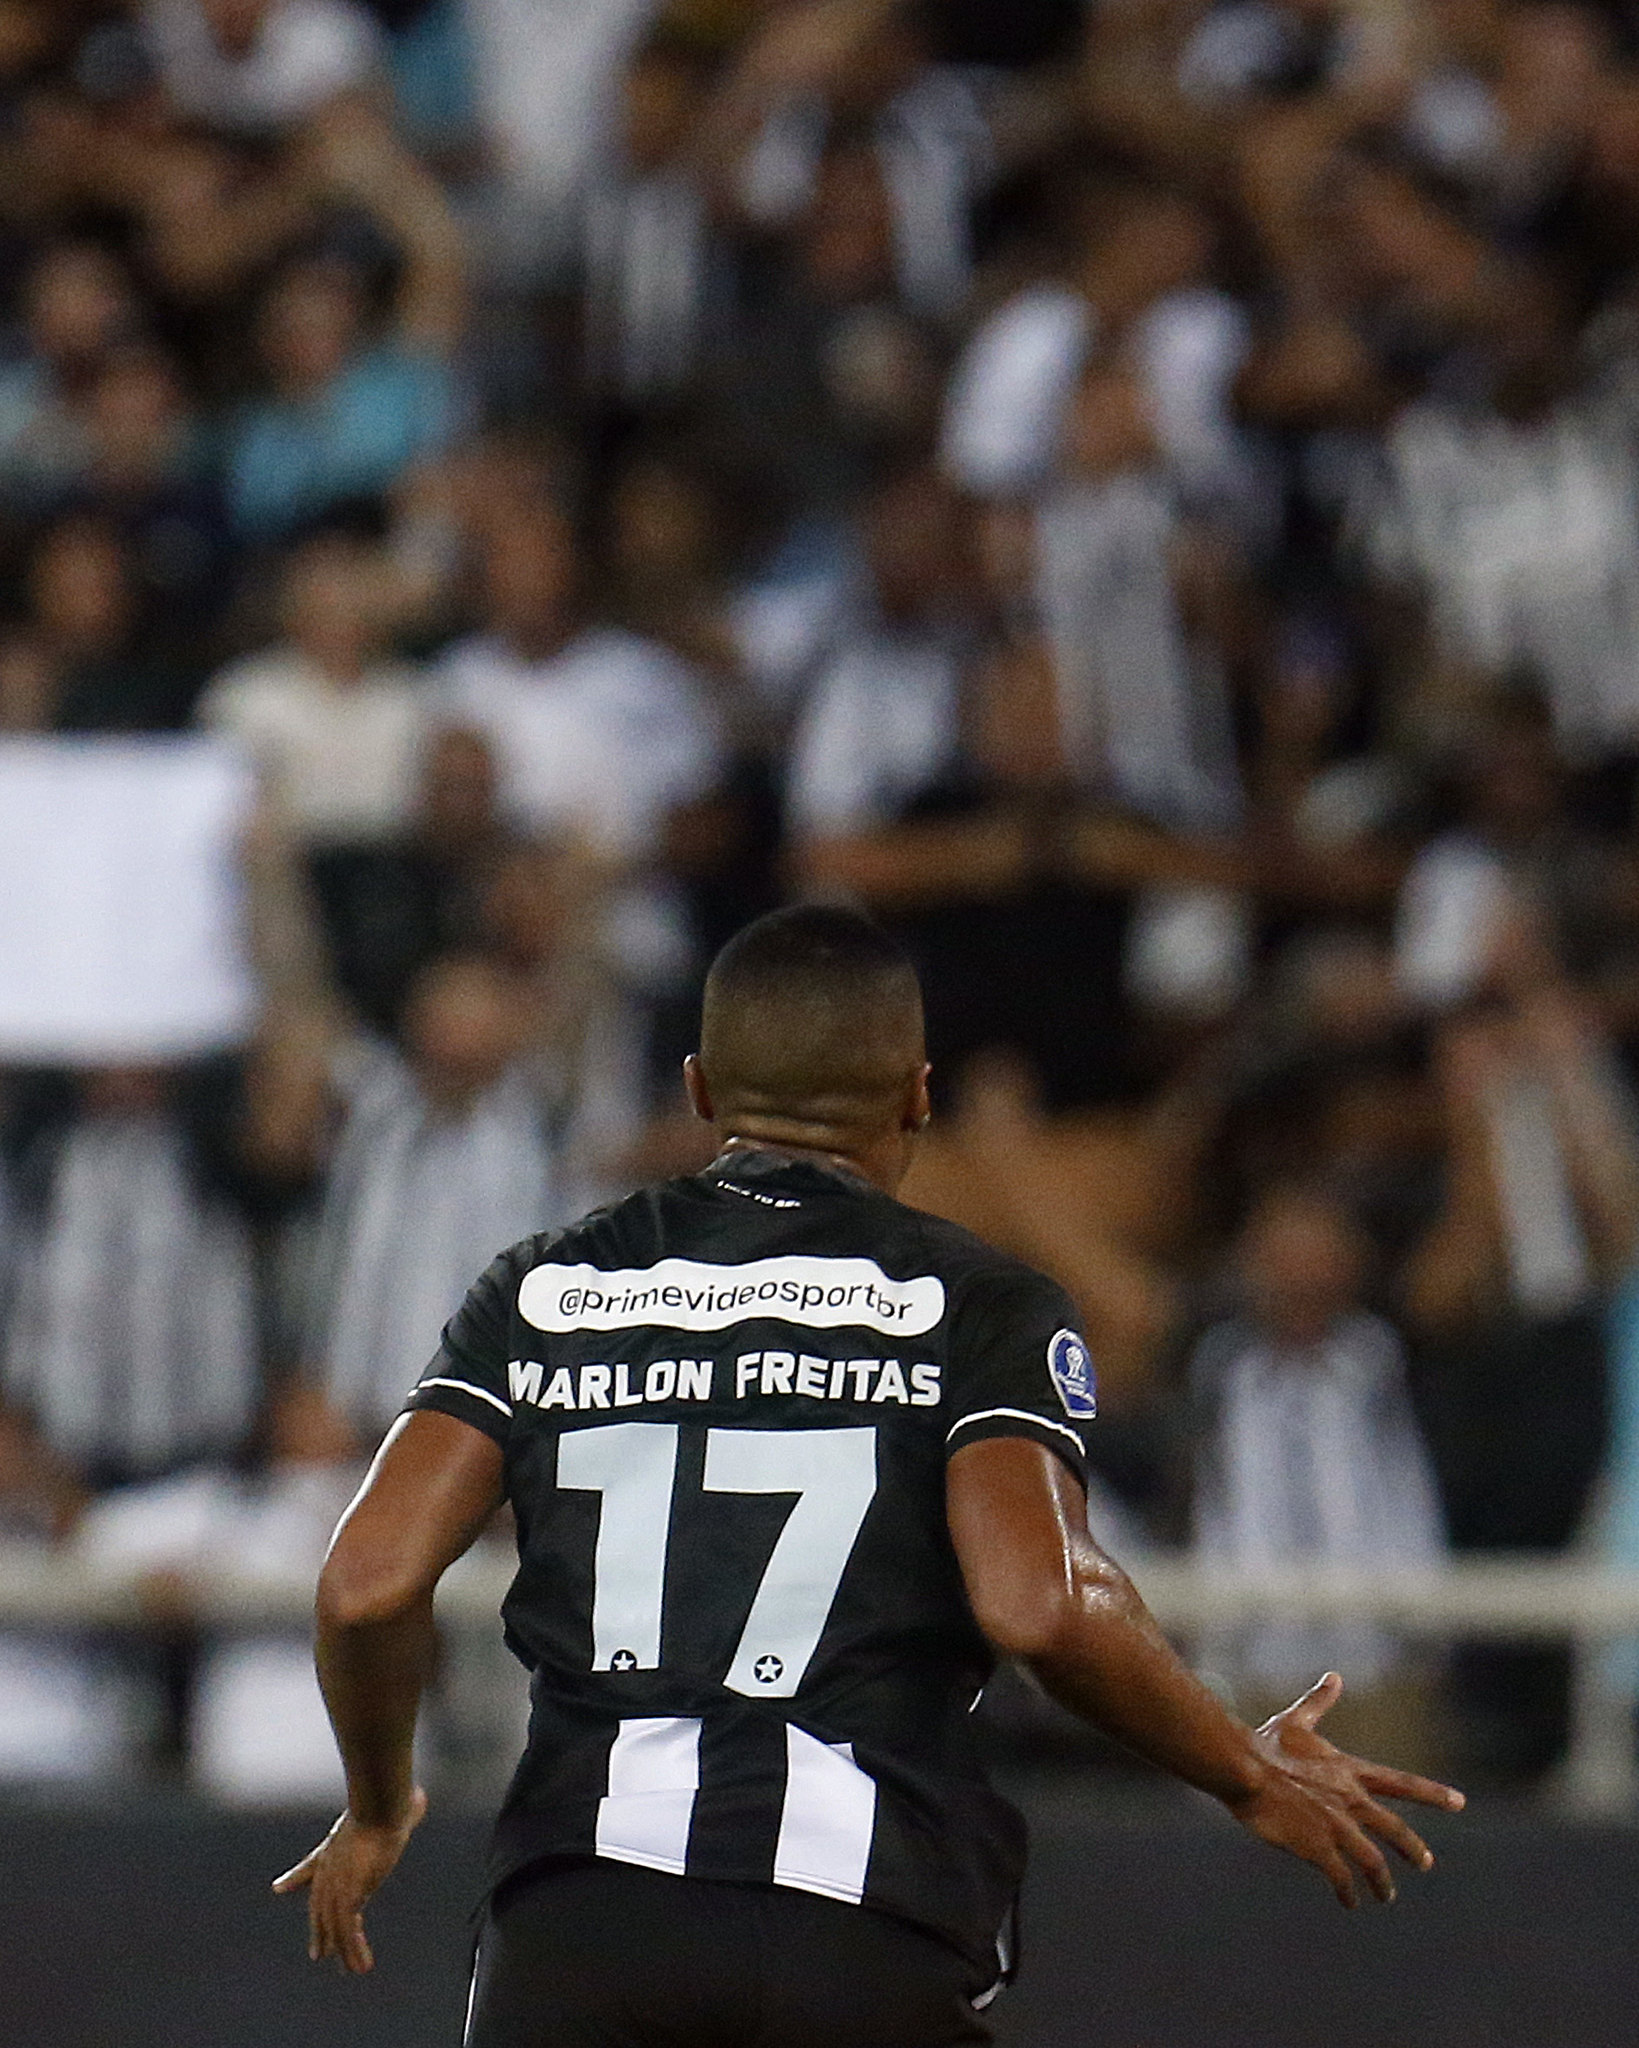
[{"xmin": 0, "ymin": 736, "xmax": 257, "ymax": 1062}]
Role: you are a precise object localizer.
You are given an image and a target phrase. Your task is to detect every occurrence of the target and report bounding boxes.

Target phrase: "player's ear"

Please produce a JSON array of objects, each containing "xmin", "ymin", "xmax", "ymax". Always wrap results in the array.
[
  {"xmin": 903, "ymin": 1062, "xmax": 932, "ymax": 1133},
  {"xmin": 683, "ymin": 1053, "xmax": 715, "ymax": 1123}
]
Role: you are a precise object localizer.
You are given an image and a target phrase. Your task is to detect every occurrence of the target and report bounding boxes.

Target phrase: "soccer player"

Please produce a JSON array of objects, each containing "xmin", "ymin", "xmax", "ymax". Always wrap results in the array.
[{"xmin": 275, "ymin": 905, "xmax": 1464, "ymax": 2046}]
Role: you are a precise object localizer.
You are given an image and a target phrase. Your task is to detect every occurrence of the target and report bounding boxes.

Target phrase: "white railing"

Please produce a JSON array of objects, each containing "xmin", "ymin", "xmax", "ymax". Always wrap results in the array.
[{"xmin": 3, "ymin": 1548, "xmax": 1638, "ymax": 1812}]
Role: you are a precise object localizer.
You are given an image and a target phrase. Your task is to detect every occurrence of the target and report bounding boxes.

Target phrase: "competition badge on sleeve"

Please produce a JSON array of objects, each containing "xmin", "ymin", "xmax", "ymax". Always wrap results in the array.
[{"xmin": 1047, "ymin": 1329, "xmax": 1097, "ymax": 1420}]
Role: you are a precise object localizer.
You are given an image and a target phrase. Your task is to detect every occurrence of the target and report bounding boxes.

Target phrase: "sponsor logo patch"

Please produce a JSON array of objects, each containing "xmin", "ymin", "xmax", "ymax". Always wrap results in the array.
[
  {"xmin": 518, "ymin": 1255, "xmax": 946, "ymax": 1336},
  {"xmin": 1046, "ymin": 1328, "xmax": 1097, "ymax": 1420}
]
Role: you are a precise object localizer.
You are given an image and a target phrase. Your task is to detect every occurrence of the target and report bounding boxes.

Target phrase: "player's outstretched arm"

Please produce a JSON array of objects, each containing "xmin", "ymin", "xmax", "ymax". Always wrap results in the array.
[
  {"xmin": 947, "ymin": 1437, "xmax": 1464, "ymax": 1909},
  {"xmin": 273, "ymin": 1410, "xmax": 505, "ymax": 1971}
]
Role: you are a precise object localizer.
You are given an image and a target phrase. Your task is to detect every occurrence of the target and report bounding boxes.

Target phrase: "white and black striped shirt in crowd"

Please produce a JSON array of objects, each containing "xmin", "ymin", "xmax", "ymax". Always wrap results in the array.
[
  {"xmin": 2, "ymin": 1112, "xmax": 259, "ymax": 1482},
  {"xmin": 304, "ymin": 1048, "xmax": 575, "ymax": 1437},
  {"xmin": 405, "ymin": 1148, "xmax": 1097, "ymax": 1977}
]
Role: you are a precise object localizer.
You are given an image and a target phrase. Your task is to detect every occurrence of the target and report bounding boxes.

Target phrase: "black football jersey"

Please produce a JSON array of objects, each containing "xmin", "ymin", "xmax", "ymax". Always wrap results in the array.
[{"xmin": 405, "ymin": 1147, "xmax": 1096, "ymax": 1974}]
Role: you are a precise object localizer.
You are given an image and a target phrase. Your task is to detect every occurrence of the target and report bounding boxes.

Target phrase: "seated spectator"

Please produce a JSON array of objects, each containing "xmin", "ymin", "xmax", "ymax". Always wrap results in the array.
[
  {"xmin": 224, "ymin": 102, "xmax": 464, "ymax": 540},
  {"xmin": 62, "ymin": 343, "xmax": 236, "ymax": 669},
  {"xmin": 296, "ymin": 949, "xmax": 588, "ymax": 1445},
  {"xmin": 1188, "ymin": 1183, "xmax": 1447, "ymax": 1752},
  {"xmin": 941, "ymin": 180, "xmax": 1254, "ymax": 522},
  {"xmin": 1404, "ymin": 974, "xmax": 1636, "ymax": 1781},
  {"xmin": 582, "ymin": 30, "xmax": 720, "ymax": 413},
  {"xmin": 698, "ymin": 0, "xmax": 1010, "ymax": 326},
  {"xmin": 460, "ymin": 0, "xmax": 663, "ymax": 280},
  {"xmin": 791, "ymin": 464, "xmax": 1243, "ymax": 1104},
  {"xmin": 601, "ymin": 443, "xmax": 753, "ymax": 699},
  {"xmin": 478, "ymin": 839, "xmax": 656, "ymax": 1178},
  {"xmin": 0, "ymin": 1064, "xmax": 263, "ymax": 1504},
  {"xmin": 141, "ymin": 0, "xmax": 383, "ymax": 138},
  {"xmin": 305, "ymin": 723, "xmax": 517, "ymax": 1033},
  {"xmin": 1355, "ymin": 283, "xmax": 1639, "ymax": 775},
  {"xmin": 198, "ymin": 528, "xmax": 429, "ymax": 845},
  {"xmin": 0, "ymin": 240, "xmax": 141, "ymax": 515},
  {"xmin": 1394, "ymin": 695, "xmax": 1615, "ymax": 1017},
  {"xmin": 435, "ymin": 500, "xmax": 722, "ymax": 863},
  {"xmin": 23, "ymin": 512, "xmax": 198, "ymax": 730},
  {"xmin": 785, "ymin": 462, "xmax": 973, "ymax": 854}
]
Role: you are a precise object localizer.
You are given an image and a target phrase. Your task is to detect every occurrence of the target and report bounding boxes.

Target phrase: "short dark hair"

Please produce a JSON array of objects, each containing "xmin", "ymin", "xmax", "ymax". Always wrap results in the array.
[
  {"xmin": 705, "ymin": 904, "xmax": 915, "ymax": 1010},
  {"xmin": 699, "ymin": 906, "xmax": 924, "ymax": 1127}
]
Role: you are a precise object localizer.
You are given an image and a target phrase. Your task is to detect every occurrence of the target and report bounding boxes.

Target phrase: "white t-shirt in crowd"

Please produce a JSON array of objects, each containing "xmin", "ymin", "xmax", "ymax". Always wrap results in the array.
[
  {"xmin": 434, "ymin": 625, "xmax": 720, "ymax": 860},
  {"xmin": 142, "ymin": 0, "xmax": 381, "ymax": 133},
  {"xmin": 785, "ymin": 625, "xmax": 962, "ymax": 841},
  {"xmin": 940, "ymin": 283, "xmax": 1251, "ymax": 509},
  {"xmin": 1358, "ymin": 400, "xmax": 1639, "ymax": 756},
  {"xmin": 199, "ymin": 649, "xmax": 429, "ymax": 844},
  {"xmin": 940, "ymin": 284, "xmax": 1090, "ymax": 497},
  {"xmin": 463, "ymin": 0, "xmax": 656, "ymax": 218}
]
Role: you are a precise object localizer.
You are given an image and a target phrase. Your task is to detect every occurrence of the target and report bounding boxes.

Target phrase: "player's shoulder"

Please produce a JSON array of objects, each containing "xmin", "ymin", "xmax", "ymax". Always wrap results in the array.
[
  {"xmin": 879, "ymin": 1196, "xmax": 1072, "ymax": 1313},
  {"xmin": 505, "ymin": 1173, "xmax": 719, "ymax": 1276}
]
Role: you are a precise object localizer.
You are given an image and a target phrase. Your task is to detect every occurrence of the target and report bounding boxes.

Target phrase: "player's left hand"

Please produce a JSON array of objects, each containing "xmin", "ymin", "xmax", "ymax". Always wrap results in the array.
[
  {"xmin": 272, "ymin": 1787, "xmax": 428, "ymax": 1973},
  {"xmin": 1232, "ymin": 1673, "xmax": 1465, "ymax": 1909}
]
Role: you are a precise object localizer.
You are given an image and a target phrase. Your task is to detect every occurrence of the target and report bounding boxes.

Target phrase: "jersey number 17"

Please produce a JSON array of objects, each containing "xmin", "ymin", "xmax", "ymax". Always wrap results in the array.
[{"xmin": 557, "ymin": 1422, "xmax": 878, "ymax": 1699}]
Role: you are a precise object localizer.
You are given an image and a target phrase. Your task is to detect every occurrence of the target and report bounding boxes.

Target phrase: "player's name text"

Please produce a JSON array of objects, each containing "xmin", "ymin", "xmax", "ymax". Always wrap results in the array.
[{"xmin": 505, "ymin": 1352, "xmax": 942, "ymax": 1414}]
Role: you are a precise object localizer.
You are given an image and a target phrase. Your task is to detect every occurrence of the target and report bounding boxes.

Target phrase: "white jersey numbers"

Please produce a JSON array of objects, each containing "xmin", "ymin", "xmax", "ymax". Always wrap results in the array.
[
  {"xmin": 558, "ymin": 1422, "xmax": 680, "ymax": 1673},
  {"xmin": 703, "ymin": 1427, "xmax": 877, "ymax": 1699},
  {"xmin": 556, "ymin": 1422, "xmax": 878, "ymax": 1695}
]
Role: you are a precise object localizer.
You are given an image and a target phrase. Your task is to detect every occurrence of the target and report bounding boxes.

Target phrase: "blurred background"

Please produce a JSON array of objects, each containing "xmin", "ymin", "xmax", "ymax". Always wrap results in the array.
[{"xmin": 4, "ymin": 2, "xmax": 1639, "ymax": 2041}]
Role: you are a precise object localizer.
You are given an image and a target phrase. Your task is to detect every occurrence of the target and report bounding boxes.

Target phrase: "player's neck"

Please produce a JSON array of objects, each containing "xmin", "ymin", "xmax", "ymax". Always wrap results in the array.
[{"xmin": 716, "ymin": 1133, "xmax": 906, "ymax": 1197}]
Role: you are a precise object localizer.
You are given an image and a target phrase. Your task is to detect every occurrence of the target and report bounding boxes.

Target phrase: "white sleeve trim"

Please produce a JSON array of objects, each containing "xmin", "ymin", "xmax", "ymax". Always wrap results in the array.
[
  {"xmin": 946, "ymin": 1406, "xmax": 1084, "ymax": 1454},
  {"xmin": 415, "ymin": 1375, "xmax": 513, "ymax": 1420}
]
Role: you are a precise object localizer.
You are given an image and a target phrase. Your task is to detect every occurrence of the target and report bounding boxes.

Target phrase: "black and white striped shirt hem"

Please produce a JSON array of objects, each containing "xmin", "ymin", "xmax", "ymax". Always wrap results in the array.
[{"xmin": 593, "ymin": 1715, "xmax": 877, "ymax": 1905}]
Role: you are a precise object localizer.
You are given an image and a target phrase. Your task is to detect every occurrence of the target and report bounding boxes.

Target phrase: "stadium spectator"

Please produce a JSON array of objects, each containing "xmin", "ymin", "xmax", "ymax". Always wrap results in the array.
[
  {"xmin": 198, "ymin": 528, "xmax": 430, "ymax": 845},
  {"xmin": 304, "ymin": 723, "xmax": 516, "ymax": 1034},
  {"xmin": 0, "ymin": 1065, "xmax": 264, "ymax": 1502},
  {"xmin": 703, "ymin": 130, "xmax": 948, "ymax": 513},
  {"xmin": 1187, "ymin": 1183, "xmax": 1447, "ymax": 1757},
  {"xmin": 1404, "ymin": 979, "xmax": 1635, "ymax": 1780},
  {"xmin": 0, "ymin": 240, "xmax": 141, "ymax": 516},
  {"xmin": 141, "ymin": 0, "xmax": 385, "ymax": 138},
  {"xmin": 785, "ymin": 462, "xmax": 974, "ymax": 856},
  {"xmin": 434, "ymin": 500, "xmax": 722, "ymax": 864},
  {"xmin": 65, "ymin": 344, "xmax": 236, "ymax": 670},
  {"xmin": 294, "ymin": 949, "xmax": 592, "ymax": 1447},
  {"xmin": 943, "ymin": 182, "xmax": 1253, "ymax": 518},
  {"xmin": 23, "ymin": 512, "xmax": 199, "ymax": 730},
  {"xmin": 582, "ymin": 32, "xmax": 722, "ymax": 413},
  {"xmin": 223, "ymin": 102, "xmax": 465, "ymax": 540},
  {"xmin": 460, "ymin": 0, "xmax": 659, "ymax": 279}
]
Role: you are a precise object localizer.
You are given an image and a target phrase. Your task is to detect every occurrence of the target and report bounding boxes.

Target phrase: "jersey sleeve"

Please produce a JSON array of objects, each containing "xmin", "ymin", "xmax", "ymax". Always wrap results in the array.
[
  {"xmin": 943, "ymin": 1265, "xmax": 1094, "ymax": 1482},
  {"xmin": 402, "ymin": 1248, "xmax": 521, "ymax": 1446}
]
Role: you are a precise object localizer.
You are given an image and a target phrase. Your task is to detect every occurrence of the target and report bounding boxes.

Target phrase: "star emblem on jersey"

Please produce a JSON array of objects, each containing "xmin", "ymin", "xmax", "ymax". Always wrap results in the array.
[
  {"xmin": 753, "ymin": 1655, "xmax": 784, "ymax": 1685},
  {"xmin": 1046, "ymin": 1328, "xmax": 1097, "ymax": 1420},
  {"xmin": 609, "ymin": 1649, "xmax": 639, "ymax": 1673}
]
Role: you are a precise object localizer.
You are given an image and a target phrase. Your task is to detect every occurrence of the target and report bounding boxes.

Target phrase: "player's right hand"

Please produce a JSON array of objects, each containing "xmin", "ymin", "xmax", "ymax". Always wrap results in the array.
[
  {"xmin": 271, "ymin": 1786, "xmax": 428, "ymax": 1973},
  {"xmin": 1226, "ymin": 1673, "xmax": 1465, "ymax": 1909}
]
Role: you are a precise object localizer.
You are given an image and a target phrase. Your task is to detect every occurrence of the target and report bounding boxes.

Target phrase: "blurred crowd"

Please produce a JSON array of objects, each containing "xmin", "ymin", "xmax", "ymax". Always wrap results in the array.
[{"xmin": 7, "ymin": 0, "xmax": 1639, "ymax": 1801}]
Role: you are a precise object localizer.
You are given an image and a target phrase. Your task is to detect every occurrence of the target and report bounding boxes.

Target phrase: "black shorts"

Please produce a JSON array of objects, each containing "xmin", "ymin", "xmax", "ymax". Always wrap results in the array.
[{"xmin": 464, "ymin": 1859, "xmax": 999, "ymax": 2048}]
